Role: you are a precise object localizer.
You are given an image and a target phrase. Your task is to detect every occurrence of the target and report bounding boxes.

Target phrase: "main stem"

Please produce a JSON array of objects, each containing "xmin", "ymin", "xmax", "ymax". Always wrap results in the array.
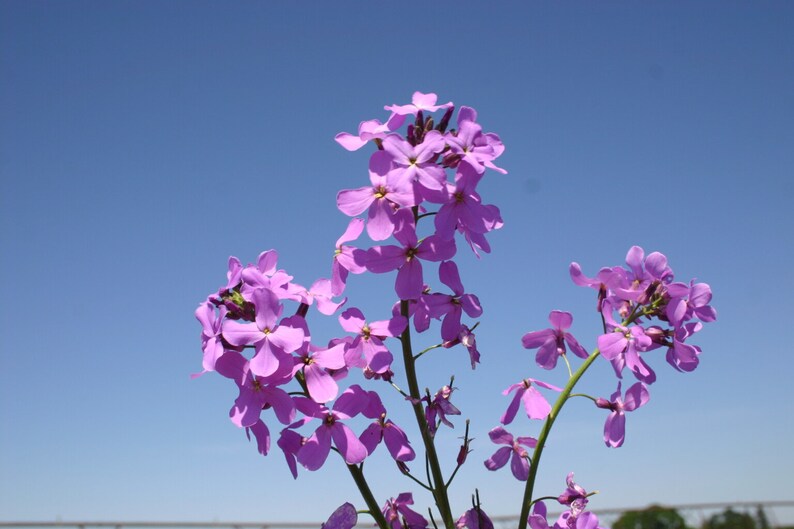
[
  {"xmin": 400, "ymin": 300, "xmax": 456, "ymax": 529},
  {"xmin": 348, "ymin": 464, "xmax": 390, "ymax": 529},
  {"xmin": 516, "ymin": 349, "xmax": 601, "ymax": 529}
]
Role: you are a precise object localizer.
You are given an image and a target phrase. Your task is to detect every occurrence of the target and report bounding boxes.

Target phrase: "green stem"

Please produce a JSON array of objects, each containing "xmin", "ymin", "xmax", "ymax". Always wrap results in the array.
[
  {"xmin": 400, "ymin": 299, "xmax": 456, "ymax": 529},
  {"xmin": 516, "ymin": 349, "xmax": 601, "ymax": 529},
  {"xmin": 347, "ymin": 464, "xmax": 389, "ymax": 529},
  {"xmin": 568, "ymin": 393, "xmax": 599, "ymax": 403},
  {"xmin": 414, "ymin": 343, "xmax": 443, "ymax": 361}
]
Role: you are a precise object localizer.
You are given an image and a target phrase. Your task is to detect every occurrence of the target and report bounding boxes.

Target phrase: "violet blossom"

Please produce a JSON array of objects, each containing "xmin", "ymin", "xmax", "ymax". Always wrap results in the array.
[
  {"xmin": 339, "ymin": 307, "xmax": 406, "ymax": 375},
  {"xmin": 222, "ymin": 287, "xmax": 304, "ymax": 378},
  {"xmin": 483, "ymin": 426, "xmax": 537, "ymax": 481},
  {"xmin": 424, "ymin": 385, "xmax": 461, "ymax": 436},
  {"xmin": 295, "ymin": 386, "xmax": 370, "ymax": 470},
  {"xmin": 522, "ymin": 310, "xmax": 589, "ymax": 370},
  {"xmin": 595, "ymin": 382, "xmax": 649, "ymax": 448},
  {"xmin": 366, "ymin": 211, "xmax": 456, "ymax": 300},
  {"xmin": 456, "ymin": 507, "xmax": 494, "ymax": 529},
  {"xmin": 382, "ymin": 493, "xmax": 428, "ymax": 529},
  {"xmin": 425, "ymin": 260, "xmax": 483, "ymax": 342},
  {"xmin": 359, "ymin": 391, "xmax": 415, "ymax": 462},
  {"xmin": 214, "ymin": 350, "xmax": 295, "ymax": 428},
  {"xmin": 336, "ymin": 150, "xmax": 415, "ymax": 241}
]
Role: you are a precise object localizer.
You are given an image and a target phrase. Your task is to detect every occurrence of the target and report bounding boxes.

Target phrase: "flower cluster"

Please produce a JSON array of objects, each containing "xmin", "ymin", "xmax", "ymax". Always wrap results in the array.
[{"xmin": 195, "ymin": 92, "xmax": 715, "ymax": 529}]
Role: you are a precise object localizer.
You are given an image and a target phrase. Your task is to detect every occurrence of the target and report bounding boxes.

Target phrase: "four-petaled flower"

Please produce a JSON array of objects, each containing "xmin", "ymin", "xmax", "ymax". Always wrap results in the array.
[
  {"xmin": 595, "ymin": 382, "xmax": 649, "ymax": 448},
  {"xmin": 522, "ymin": 310, "xmax": 589, "ymax": 370},
  {"xmin": 426, "ymin": 260, "xmax": 483, "ymax": 342},
  {"xmin": 366, "ymin": 211, "xmax": 456, "ymax": 300},
  {"xmin": 424, "ymin": 385, "xmax": 461, "ymax": 436},
  {"xmin": 483, "ymin": 426, "xmax": 538, "ymax": 481},
  {"xmin": 294, "ymin": 386, "xmax": 370, "ymax": 470},
  {"xmin": 222, "ymin": 288, "xmax": 305, "ymax": 378},
  {"xmin": 382, "ymin": 493, "xmax": 428, "ymax": 529}
]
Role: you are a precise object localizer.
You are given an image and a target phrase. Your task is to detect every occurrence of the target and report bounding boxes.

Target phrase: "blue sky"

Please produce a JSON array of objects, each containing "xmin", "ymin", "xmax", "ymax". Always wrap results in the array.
[{"xmin": 1, "ymin": 1, "xmax": 793, "ymax": 526}]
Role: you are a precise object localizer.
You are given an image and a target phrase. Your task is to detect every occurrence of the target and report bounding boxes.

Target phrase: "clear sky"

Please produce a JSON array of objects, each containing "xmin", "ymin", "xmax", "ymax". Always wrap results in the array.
[{"xmin": 1, "ymin": 1, "xmax": 793, "ymax": 526}]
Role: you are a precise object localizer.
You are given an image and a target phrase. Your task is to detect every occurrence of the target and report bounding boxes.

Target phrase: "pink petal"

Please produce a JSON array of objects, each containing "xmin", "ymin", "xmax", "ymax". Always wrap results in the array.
[
  {"xmin": 510, "ymin": 451, "xmax": 530, "ymax": 481},
  {"xmin": 383, "ymin": 421, "xmax": 415, "ymax": 461},
  {"xmin": 298, "ymin": 427, "xmax": 332, "ymax": 471},
  {"xmin": 484, "ymin": 446, "xmax": 511, "ymax": 470},
  {"xmin": 336, "ymin": 218, "xmax": 365, "ymax": 247},
  {"xmin": 395, "ymin": 259, "xmax": 423, "ymax": 300},
  {"xmin": 335, "ymin": 132, "xmax": 368, "ymax": 151},
  {"xmin": 522, "ymin": 387, "xmax": 552, "ymax": 420},
  {"xmin": 222, "ymin": 320, "xmax": 263, "ymax": 347},
  {"xmin": 487, "ymin": 426, "xmax": 514, "ymax": 445},
  {"xmin": 548, "ymin": 310, "xmax": 573, "ymax": 330},
  {"xmin": 305, "ymin": 363, "xmax": 339, "ymax": 403},
  {"xmin": 331, "ymin": 423, "xmax": 368, "ymax": 465},
  {"xmin": 337, "ymin": 187, "xmax": 375, "ymax": 216}
]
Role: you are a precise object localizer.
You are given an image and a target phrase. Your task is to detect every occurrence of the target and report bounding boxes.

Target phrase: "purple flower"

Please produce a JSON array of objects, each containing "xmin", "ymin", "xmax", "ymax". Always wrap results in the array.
[
  {"xmin": 666, "ymin": 280, "xmax": 717, "ymax": 328},
  {"xmin": 238, "ymin": 250, "xmax": 296, "ymax": 301},
  {"xmin": 426, "ymin": 261, "xmax": 483, "ymax": 342},
  {"xmin": 456, "ymin": 507, "xmax": 494, "ymax": 529},
  {"xmin": 382, "ymin": 131, "xmax": 448, "ymax": 194},
  {"xmin": 295, "ymin": 340, "xmax": 347, "ymax": 404},
  {"xmin": 558, "ymin": 511, "xmax": 605, "ymax": 529},
  {"xmin": 277, "ymin": 426, "xmax": 307, "ymax": 479},
  {"xmin": 215, "ymin": 351, "xmax": 296, "ymax": 428},
  {"xmin": 336, "ymin": 150, "xmax": 415, "ymax": 241},
  {"xmin": 446, "ymin": 120, "xmax": 506, "ymax": 175},
  {"xmin": 501, "ymin": 378, "xmax": 562, "ymax": 424},
  {"xmin": 322, "ymin": 503, "xmax": 358, "ymax": 529},
  {"xmin": 609, "ymin": 246, "xmax": 674, "ymax": 303},
  {"xmin": 528, "ymin": 502, "xmax": 552, "ymax": 529},
  {"xmin": 383, "ymin": 493, "xmax": 429, "ymax": 529},
  {"xmin": 366, "ymin": 212, "xmax": 456, "ymax": 300},
  {"xmin": 530, "ymin": 501, "xmax": 605, "ymax": 529},
  {"xmin": 558, "ymin": 472, "xmax": 588, "ymax": 515},
  {"xmin": 222, "ymin": 288, "xmax": 305, "ymax": 378},
  {"xmin": 667, "ymin": 322, "xmax": 702, "ymax": 372},
  {"xmin": 424, "ymin": 385, "xmax": 461, "ymax": 436},
  {"xmin": 597, "ymin": 315, "xmax": 656, "ymax": 384},
  {"xmin": 443, "ymin": 324, "xmax": 481, "ymax": 369},
  {"xmin": 434, "ymin": 164, "xmax": 498, "ymax": 241},
  {"xmin": 295, "ymin": 386, "xmax": 370, "ymax": 470},
  {"xmin": 359, "ymin": 392, "xmax": 415, "ymax": 462},
  {"xmin": 483, "ymin": 426, "xmax": 537, "ymax": 481},
  {"xmin": 339, "ymin": 307, "xmax": 406, "ymax": 375},
  {"xmin": 522, "ymin": 310, "xmax": 589, "ymax": 370},
  {"xmin": 595, "ymin": 382, "xmax": 649, "ymax": 448}
]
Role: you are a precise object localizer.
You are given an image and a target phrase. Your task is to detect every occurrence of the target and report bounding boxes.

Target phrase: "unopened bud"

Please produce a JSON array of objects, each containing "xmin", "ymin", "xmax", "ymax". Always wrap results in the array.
[
  {"xmin": 594, "ymin": 397, "xmax": 612, "ymax": 410},
  {"xmin": 436, "ymin": 106, "xmax": 454, "ymax": 132},
  {"xmin": 406, "ymin": 124, "xmax": 416, "ymax": 146},
  {"xmin": 457, "ymin": 443, "xmax": 470, "ymax": 466},
  {"xmin": 396, "ymin": 460, "xmax": 410, "ymax": 474}
]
